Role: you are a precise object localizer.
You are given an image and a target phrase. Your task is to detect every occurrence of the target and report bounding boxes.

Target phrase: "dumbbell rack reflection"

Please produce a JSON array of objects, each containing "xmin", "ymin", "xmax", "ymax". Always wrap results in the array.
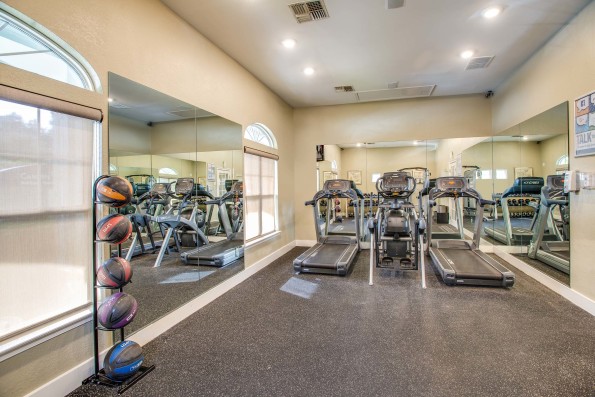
[{"xmin": 83, "ymin": 175, "xmax": 155, "ymax": 395}]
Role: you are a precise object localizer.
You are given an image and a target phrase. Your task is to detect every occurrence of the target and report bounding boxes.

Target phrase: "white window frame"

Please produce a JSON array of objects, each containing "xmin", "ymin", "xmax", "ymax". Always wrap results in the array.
[
  {"xmin": 0, "ymin": 8, "xmax": 99, "ymax": 91},
  {"xmin": 244, "ymin": 123, "xmax": 279, "ymax": 243}
]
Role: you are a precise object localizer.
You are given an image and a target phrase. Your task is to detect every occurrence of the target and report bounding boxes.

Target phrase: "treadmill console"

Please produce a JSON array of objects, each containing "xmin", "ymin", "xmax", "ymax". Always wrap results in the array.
[
  {"xmin": 230, "ymin": 181, "xmax": 244, "ymax": 194},
  {"xmin": 382, "ymin": 172, "xmax": 409, "ymax": 190},
  {"xmin": 175, "ymin": 178, "xmax": 195, "ymax": 195},
  {"xmin": 323, "ymin": 179, "xmax": 352, "ymax": 193},
  {"xmin": 151, "ymin": 183, "xmax": 169, "ymax": 195},
  {"xmin": 435, "ymin": 177, "xmax": 467, "ymax": 192},
  {"xmin": 546, "ymin": 174, "xmax": 565, "ymax": 190}
]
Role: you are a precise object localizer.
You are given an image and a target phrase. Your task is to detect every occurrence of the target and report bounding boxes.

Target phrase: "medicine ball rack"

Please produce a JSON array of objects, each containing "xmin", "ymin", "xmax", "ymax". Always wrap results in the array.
[{"xmin": 83, "ymin": 175, "xmax": 155, "ymax": 395}]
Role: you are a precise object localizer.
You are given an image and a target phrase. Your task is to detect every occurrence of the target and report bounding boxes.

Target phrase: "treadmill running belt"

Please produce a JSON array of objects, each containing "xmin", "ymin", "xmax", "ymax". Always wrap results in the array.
[
  {"xmin": 439, "ymin": 248, "xmax": 502, "ymax": 280},
  {"xmin": 303, "ymin": 244, "xmax": 351, "ymax": 269}
]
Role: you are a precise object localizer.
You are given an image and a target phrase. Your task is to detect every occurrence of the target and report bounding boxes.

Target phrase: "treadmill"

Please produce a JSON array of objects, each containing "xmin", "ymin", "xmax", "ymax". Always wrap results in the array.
[
  {"xmin": 294, "ymin": 179, "xmax": 361, "ymax": 276},
  {"xmin": 527, "ymin": 175, "xmax": 570, "ymax": 274},
  {"xmin": 181, "ymin": 181, "xmax": 244, "ymax": 267},
  {"xmin": 427, "ymin": 177, "xmax": 515, "ymax": 287},
  {"xmin": 420, "ymin": 179, "xmax": 465, "ymax": 240},
  {"xmin": 484, "ymin": 177, "xmax": 548, "ymax": 245}
]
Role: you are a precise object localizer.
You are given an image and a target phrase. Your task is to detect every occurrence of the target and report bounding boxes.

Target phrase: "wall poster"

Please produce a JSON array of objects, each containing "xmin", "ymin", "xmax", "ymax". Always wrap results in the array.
[
  {"xmin": 207, "ymin": 163, "xmax": 216, "ymax": 181},
  {"xmin": 347, "ymin": 170, "xmax": 362, "ymax": 185},
  {"xmin": 574, "ymin": 92, "xmax": 595, "ymax": 157}
]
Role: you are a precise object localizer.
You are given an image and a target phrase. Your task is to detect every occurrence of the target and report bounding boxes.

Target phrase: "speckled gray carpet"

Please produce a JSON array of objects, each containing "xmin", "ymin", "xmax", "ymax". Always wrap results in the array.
[{"xmin": 69, "ymin": 248, "xmax": 595, "ymax": 397}]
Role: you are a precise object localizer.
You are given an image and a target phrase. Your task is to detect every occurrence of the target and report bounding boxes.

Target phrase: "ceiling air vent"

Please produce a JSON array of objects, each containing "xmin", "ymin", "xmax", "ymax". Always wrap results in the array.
[
  {"xmin": 335, "ymin": 85, "xmax": 355, "ymax": 93},
  {"xmin": 167, "ymin": 107, "xmax": 196, "ymax": 118},
  {"xmin": 386, "ymin": 0, "xmax": 405, "ymax": 9},
  {"xmin": 466, "ymin": 56, "xmax": 494, "ymax": 70},
  {"xmin": 289, "ymin": 1, "xmax": 329, "ymax": 23},
  {"xmin": 109, "ymin": 102, "xmax": 130, "ymax": 109},
  {"xmin": 356, "ymin": 85, "xmax": 435, "ymax": 102}
]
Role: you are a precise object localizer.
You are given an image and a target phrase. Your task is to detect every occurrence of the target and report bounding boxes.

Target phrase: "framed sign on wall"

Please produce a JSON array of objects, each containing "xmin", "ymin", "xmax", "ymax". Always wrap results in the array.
[{"xmin": 574, "ymin": 92, "xmax": 595, "ymax": 157}]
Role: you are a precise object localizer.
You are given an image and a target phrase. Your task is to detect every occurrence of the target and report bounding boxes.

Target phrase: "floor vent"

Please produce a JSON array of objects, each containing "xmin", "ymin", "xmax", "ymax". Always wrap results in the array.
[
  {"xmin": 289, "ymin": 1, "xmax": 329, "ymax": 23},
  {"xmin": 466, "ymin": 56, "xmax": 494, "ymax": 70},
  {"xmin": 356, "ymin": 85, "xmax": 435, "ymax": 102},
  {"xmin": 335, "ymin": 85, "xmax": 355, "ymax": 93}
]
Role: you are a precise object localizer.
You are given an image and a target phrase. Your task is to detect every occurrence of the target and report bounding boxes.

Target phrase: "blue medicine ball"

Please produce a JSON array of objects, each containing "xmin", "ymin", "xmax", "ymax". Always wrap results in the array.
[{"xmin": 103, "ymin": 340, "xmax": 144, "ymax": 381}]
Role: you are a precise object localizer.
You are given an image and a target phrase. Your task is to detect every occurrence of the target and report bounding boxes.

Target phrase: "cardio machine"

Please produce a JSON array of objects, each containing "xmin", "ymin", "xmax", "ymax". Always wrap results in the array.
[
  {"xmin": 153, "ymin": 178, "xmax": 210, "ymax": 267},
  {"xmin": 527, "ymin": 175, "xmax": 570, "ymax": 274},
  {"xmin": 427, "ymin": 176, "xmax": 515, "ymax": 287},
  {"xmin": 181, "ymin": 181, "xmax": 244, "ymax": 267},
  {"xmin": 484, "ymin": 177, "xmax": 547, "ymax": 245},
  {"xmin": 294, "ymin": 179, "xmax": 361, "ymax": 276},
  {"xmin": 123, "ymin": 182, "xmax": 171, "ymax": 261},
  {"xmin": 420, "ymin": 179, "xmax": 466, "ymax": 240},
  {"xmin": 368, "ymin": 171, "xmax": 424, "ymax": 271}
]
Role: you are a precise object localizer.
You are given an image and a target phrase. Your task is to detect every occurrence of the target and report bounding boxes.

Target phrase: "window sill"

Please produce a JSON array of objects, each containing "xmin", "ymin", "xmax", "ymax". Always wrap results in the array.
[
  {"xmin": 0, "ymin": 304, "xmax": 93, "ymax": 362},
  {"xmin": 245, "ymin": 230, "xmax": 281, "ymax": 248}
]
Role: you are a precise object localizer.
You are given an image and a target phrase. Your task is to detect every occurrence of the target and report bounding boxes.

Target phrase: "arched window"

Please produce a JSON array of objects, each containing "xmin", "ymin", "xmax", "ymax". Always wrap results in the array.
[
  {"xmin": 159, "ymin": 167, "xmax": 178, "ymax": 176},
  {"xmin": 0, "ymin": 6, "xmax": 102, "ymax": 353},
  {"xmin": 244, "ymin": 123, "xmax": 279, "ymax": 241},
  {"xmin": 244, "ymin": 123, "xmax": 277, "ymax": 148},
  {"xmin": 556, "ymin": 154, "xmax": 569, "ymax": 167},
  {"xmin": 0, "ymin": 8, "xmax": 99, "ymax": 91}
]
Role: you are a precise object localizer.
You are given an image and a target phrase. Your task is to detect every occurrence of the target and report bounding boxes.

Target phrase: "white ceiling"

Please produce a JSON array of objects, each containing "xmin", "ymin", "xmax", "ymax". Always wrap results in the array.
[{"xmin": 161, "ymin": 0, "xmax": 590, "ymax": 108}]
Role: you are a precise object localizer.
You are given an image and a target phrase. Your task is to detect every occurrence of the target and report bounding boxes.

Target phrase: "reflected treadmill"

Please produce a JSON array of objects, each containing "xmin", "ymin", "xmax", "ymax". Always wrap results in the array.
[
  {"xmin": 421, "ymin": 179, "xmax": 465, "ymax": 240},
  {"xmin": 294, "ymin": 179, "xmax": 361, "ymax": 276},
  {"xmin": 528, "ymin": 175, "xmax": 570, "ymax": 274},
  {"xmin": 181, "ymin": 182, "xmax": 244, "ymax": 267},
  {"xmin": 427, "ymin": 177, "xmax": 515, "ymax": 287},
  {"xmin": 484, "ymin": 177, "xmax": 548, "ymax": 245}
]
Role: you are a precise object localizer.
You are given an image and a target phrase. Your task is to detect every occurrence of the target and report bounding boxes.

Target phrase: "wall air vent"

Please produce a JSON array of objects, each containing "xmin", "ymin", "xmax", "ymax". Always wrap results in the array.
[
  {"xmin": 289, "ymin": 1, "xmax": 329, "ymax": 23},
  {"xmin": 356, "ymin": 85, "xmax": 435, "ymax": 102},
  {"xmin": 335, "ymin": 85, "xmax": 355, "ymax": 93},
  {"xmin": 466, "ymin": 56, "xmax": 494, "ymax": 70}
]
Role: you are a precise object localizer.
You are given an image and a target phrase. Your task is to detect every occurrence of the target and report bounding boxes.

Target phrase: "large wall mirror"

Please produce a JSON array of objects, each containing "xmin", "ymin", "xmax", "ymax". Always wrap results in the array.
[
  {"xmin": 108, "ymin": 73, "xmax": 244, "ymax": 335},
  {"xmin": 488, "ymin": 102, "xmax": 570, "ymax": 285},
  {"xmin": 313, "ymin": 138, "xmax": 491, "ymax": 254}
]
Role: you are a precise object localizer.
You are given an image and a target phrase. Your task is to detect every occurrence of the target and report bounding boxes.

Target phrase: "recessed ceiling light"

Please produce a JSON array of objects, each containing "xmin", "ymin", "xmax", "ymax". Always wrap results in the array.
[
  {"xmin": 282, "ymin": 39, "xmax": 296, "ymax": 49},
  {"xmin": 522, "ymin": 136, "xmax": 528, "ymax": 141},
  {"xmin": 356, "ymin": 142, "xmax": 363, "ymax": 147},
  {"xmin": 304, "ymin": 67, "xmax": 314, "ymax": 76},
  {"xmin": 482, "ymin": 7, "xmax": 501, "ymax": 19},
  {"xmin": 107, "ymin": 97, "xmax": 114, "ymax": 102},
  {"xmin": 461, "ymin": 50, "xmax": 474, "ymax": 59}
]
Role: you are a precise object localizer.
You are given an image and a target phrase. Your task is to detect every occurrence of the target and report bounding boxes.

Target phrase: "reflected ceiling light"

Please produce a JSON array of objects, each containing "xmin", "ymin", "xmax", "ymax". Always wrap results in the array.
[
  {"xmin": 482, "ymin": 7, "xmax": 501, "ymax": 19},
  {"xmin": 522, "ymin": 136, "xmax": 528, "ymax": 141},
  {"xmin": 460, "ymin": 50, "xmax": 474, "ymax": 59},
  {"xmin": 303, "ymin": 67, "xmax": 315, "ymax": 76},
  {"xmin": 356, "ymin": 142, "xmax": 363, "ymax": 147},
  {"xmin": 107, "ymin": 97, "xmax": 114, "ymax": 102},
  {"xmin": 282, "ymin": 39, "xmax": 296, "ymax": 49}
]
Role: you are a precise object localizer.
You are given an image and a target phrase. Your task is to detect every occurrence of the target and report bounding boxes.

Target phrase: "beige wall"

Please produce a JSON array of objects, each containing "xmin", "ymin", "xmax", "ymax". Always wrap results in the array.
[
  {"xmin": 540, "ymin": 134, "xmax": 569, "ymax": 177},
  {"xmin": 294, "ymin": 95, "xmax": 492, "ymax": 241},
  {"xmin": 109, "ymin": 114, "xmax": 152, "ymax": 154},
  {"xmin": 0, "ymin": 0, "xmax": 294, "ymax": 395},
  {"xmin": 492, "ymin": 1, "xmax": 595, "ymax": 299}
]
